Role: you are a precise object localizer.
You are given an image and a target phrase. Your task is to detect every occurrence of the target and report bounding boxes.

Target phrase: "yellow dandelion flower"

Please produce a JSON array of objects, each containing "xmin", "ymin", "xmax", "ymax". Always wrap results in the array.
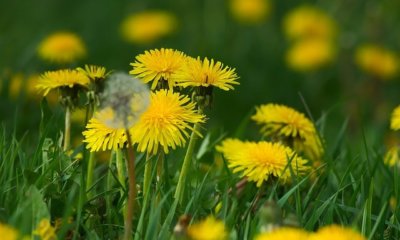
[
  {"xmin": 187, "ymin": 216, "xmax": 227, "ymax": 240},
  {"xmin": 255, "ymin": 227, "xmax": 309, "ymax": 240},
  {"xmin": 173, "ymin": 57, "xmax": 239, "ymax": 91},
  {"xmin": 120, "ymin": 11, "xmax": 177, "ymax": 44},
  {"xmin": 8, "ymin": 73, "xmax": 24, "ymax": 99},
  {"xmin": 283, "ymin": 6, "xmax": 336, "ymax": 40},
  {"xmin": 0, "ymin": 223, "xmax": 19, "ymax": 240},
  {"xmin": 37, "ymin": 32, "xmax": 86, "ymax": 64},
  {"xmin": 355, "ymin": 44, "xmax": 399, "ymax": 79},
  {"xmin": 83, "ymin": 117, "xmax": 128, "ymax": 152},
  {"xmin": 131, "ymin": 89, "xmax": 205, "ymax": 155},
  {"xmin": 216, "ymin": 139, "xmax": 309, "ymax": 187},
  {"xmin": 390, "ymin": 105, "xmax": 400, "ymax": 131},
  {"xmin": 130, "ymin": 48, "xmax": 186, "ymax": 90},
  {"xmin": 252, "ymin": 103, "xmax": 323, "ymax": 161},
  {"xmin": 33, "ymin": 219, "xmax": 57, "ymax": 240},
  {"xmin": 230, "ymin": 0, "xmax": 270, "ymax": 24},
  {"xmin": 286, "ymin": 39, "xmax": 335, "ymax": 71},
  {"xmin": 309, "ymin": 225, "xmax": 366, "ymax": 240},
  {"xmin": 77, "ymin": 64, "xmax": 108, "ymax": 81},
  {"xmin": 36, "ymin": 69, "xmax": 90, "ymax": 96}
]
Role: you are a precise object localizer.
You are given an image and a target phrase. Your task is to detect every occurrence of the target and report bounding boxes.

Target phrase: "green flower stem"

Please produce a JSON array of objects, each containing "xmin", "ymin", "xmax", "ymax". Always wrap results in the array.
[
  {"xmin": 106, "ymin": 151, "xmax": 115, "ymax": 231},
  {"xmin": 86, "ymin": 151, "xmax": 95, "ymax": 199},
  {"xmin": 123, "ymin": 129, "xmax": 137, "ymax": 240},
  {"xmin": 174, "ymin": 121, "xmax": 202, "ymax": 203},
  {"xmin": 63, "ymin": 106, "xmax": 71, "ymax": 151},
  {"xmin": 143, "ymin": 152, "xmax": 152, "ymax": 199},
  {"xmin": 116, "ymin": 148, "xmax": 126, "ymax": 192}
]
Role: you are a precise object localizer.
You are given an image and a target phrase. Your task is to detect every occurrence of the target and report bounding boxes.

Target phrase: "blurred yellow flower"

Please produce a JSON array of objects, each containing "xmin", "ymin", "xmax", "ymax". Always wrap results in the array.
[
  {"xmin": 37, "ymin": 32, "xmax": 86, "ymax": 64},
  {"xmin": 173, "ymin": 57, "xmax": 239, "ymax": 91},
  {"xmin": 384, "ymin": 146, "xmax": 399, "ymax": 167},
  {"xmin": 83, "ymin": 117, "xmax": 128, "ymax": 152},
  {"xmin": 26, "ymin": 74, "xmax": 42, "ymax": 100},
  {"xmin": 8, "ymin": 73, "xmax": 23, "ymax": 99},
  {"xmin": 120, "ymin": 11, "xmax": 177, "ymax": 44},
  {"xmin": 130, "ymin": 48, "xmax": 187, "ymax": 89},
  {"xmin": 283, "ymin": 6, "xmax": 336, "ymax": 41},
  {"xmin": 390, "ymin": 105, "xmax": 400, "ymax": 131},
  {"xmin": 286, "ymin": 38, "xmax": 335, "ymax": 71},
  {"xmin": 186, "ymin": 216, "xmax": 227, "ymax": 240},
  {"xmin": 0, "ymin": 223, "xmax": 19, "ymax": 240},
  {"xmin": 252, "ymin": 103, "xmax": 324, "ymax": 161},
  {"xmin": 131, "ymin": 89, "xmax": 205, "ymax": 155},
  {"xmin": 230, "ymin": 0, "xmax": 270, "ymax": 24},
  {"xmin": 71, "ymin": 108, "xmax": 86, "ymax": 123},
  {"xmin": 355, "ymin": 44, "xmax": 399, "ymax": 79},
  {"xmin": 216, "ymin": 139, "xmax": 309, "ymax": 187},
  {"xmin": 33, "ymin": 219, "xmax": 57, "ymax": 240},
  {"xmin": 309, "ymin": 225, "xmax": 365, "ymax": 240},
  {"xmin": 36, "ymin": 69, "xmax": 90, "ymax": 96},
  {"xmin": 255, "ymin": 227, "xmax": 309, "ymax": 240}
]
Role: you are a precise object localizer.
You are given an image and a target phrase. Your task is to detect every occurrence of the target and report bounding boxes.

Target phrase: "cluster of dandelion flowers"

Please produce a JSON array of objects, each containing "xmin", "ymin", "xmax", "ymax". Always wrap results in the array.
[
  {"xmin": 252, "ymin": 103, "xmax": 324, "ymax": 161},
  {"xmin": 390, "ymin": 105, "xmax": 400, "ymax": 131},
  {"xmin": 255, "ymin": 227, "xmax": 309, "ymax": 240},
  {"xmin": 229, "ymin": 0, "xmax": 270, "ymax": 24},
  {"xmin": 130, "ymin": 48, "xmax": 186, "ymax": 90},
  {"xmin": 130, "ymin": 89, "xmax": 205, "ymax": 155},
  {"xmin": 186, "ymin": 216, "xmax": 227, "ymax": 240},
  {"xmin": 283, "ymin": 6, "xmax": 336, "ymax": 41},
  {"xmin": 37, "ymin": 31, "xmax": 86, "ymax": 64},
  {"xmin": 309, "ymin": 225, "xmax": 366, "ymax": 240},
  {"xmin": 120, "ymin": 11, "xmax": 177, "ymax": 44},
  {"xmin": 286, "ymin": 38, "xmax": 335, "ymax": 71},
  {"xmin": 173, "ymin": 57, "xmax": 239, "ymax": 91},
  {"xmin": 36, "ymin": 69, "xmax": 90, "ymax": 96},
  {"xmin": 217, "ymin": 139, "xmax": 309, "ymax": 187},
  {"xmin": 355, "ymin": 44, "xmax": 399, "ymax": 79}
]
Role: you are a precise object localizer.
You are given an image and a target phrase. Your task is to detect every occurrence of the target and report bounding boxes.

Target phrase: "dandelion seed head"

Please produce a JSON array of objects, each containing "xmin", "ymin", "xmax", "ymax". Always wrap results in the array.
[{"xmin": 97, "ymin": 72, "xmax": 150, "ymax": 129}]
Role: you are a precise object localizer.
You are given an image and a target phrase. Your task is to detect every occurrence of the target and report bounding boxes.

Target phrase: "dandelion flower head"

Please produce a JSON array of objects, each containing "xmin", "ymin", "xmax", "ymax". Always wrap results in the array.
[
  {"xmin": 255, "ymin": 227, "xmax": 309, "ymax": 240},
  {"xmin": 390, "ymin": 105, "xmax": 400, "ymax": 131},
  {"xmin": 131, "ymin": 89, "xmax": 205, "ymax": 155},
  {"xmin": 83, "ymin": 116, "xmax": 128, "ymax": 152},
  {"xmin": 283, "ymin": 6, "xmax": 336, "ymax": 40},
  {"xmin": 355, "ymin": 44, "xmax": 399, "ymax": 79},
  {"xmin": 77, "ymin": 64, "xmax": 108, "ymax": 81},
  {"xmin": 130, "ymin": 48, "xmax": 186, "ymax": 90},
  {"xmin": 97, "ymin": 72, "xmax": 150, "ymax": 129},
  {"xmin": 252, "ymin": 103, "xmax": 323, "ymax": 161},
  {"xmin": 230, "ymin": 0, "xmax": 270, "ymax": 24},
  {"xmin": 216, "ymin": 139, "xmax": 309, "ymax": 187},
  {"xmin": 120, "ymin": 11, "xmax": 177, "ymax": 44},
  {"xmin": 36, "ymin": 69, "xmax": 90, "ymax": 96},
  {"xmin": 309, "ymin": 225, "xmax": 366, "ymax": 240},
  {"xmin": 33, "ymin": 219, "xmax": 57, "ymax": 240},
  {"xmin": 186, "ymin": 216, "xmax": 228, "ymax": 240},
  {"xmin": 0, "ymin": 223, "xmax": 19, "ymax": 240},
  {"xmin": 37, "ymin": 31, "xmax": 86, "ymax": 64},
  {"xmin": 173, "ymin": 57, "xmax": 239, "ymax": 91},
  {"xmin": 286, "ymin": 38, "xmax": 335, "ymax": 71}
]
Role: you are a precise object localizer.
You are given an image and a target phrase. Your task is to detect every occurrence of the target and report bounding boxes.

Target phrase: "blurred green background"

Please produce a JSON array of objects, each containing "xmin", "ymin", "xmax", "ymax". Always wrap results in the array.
[{"xmin": 1, "ymin": 0, "xmax": 400, "ymax": 143}]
